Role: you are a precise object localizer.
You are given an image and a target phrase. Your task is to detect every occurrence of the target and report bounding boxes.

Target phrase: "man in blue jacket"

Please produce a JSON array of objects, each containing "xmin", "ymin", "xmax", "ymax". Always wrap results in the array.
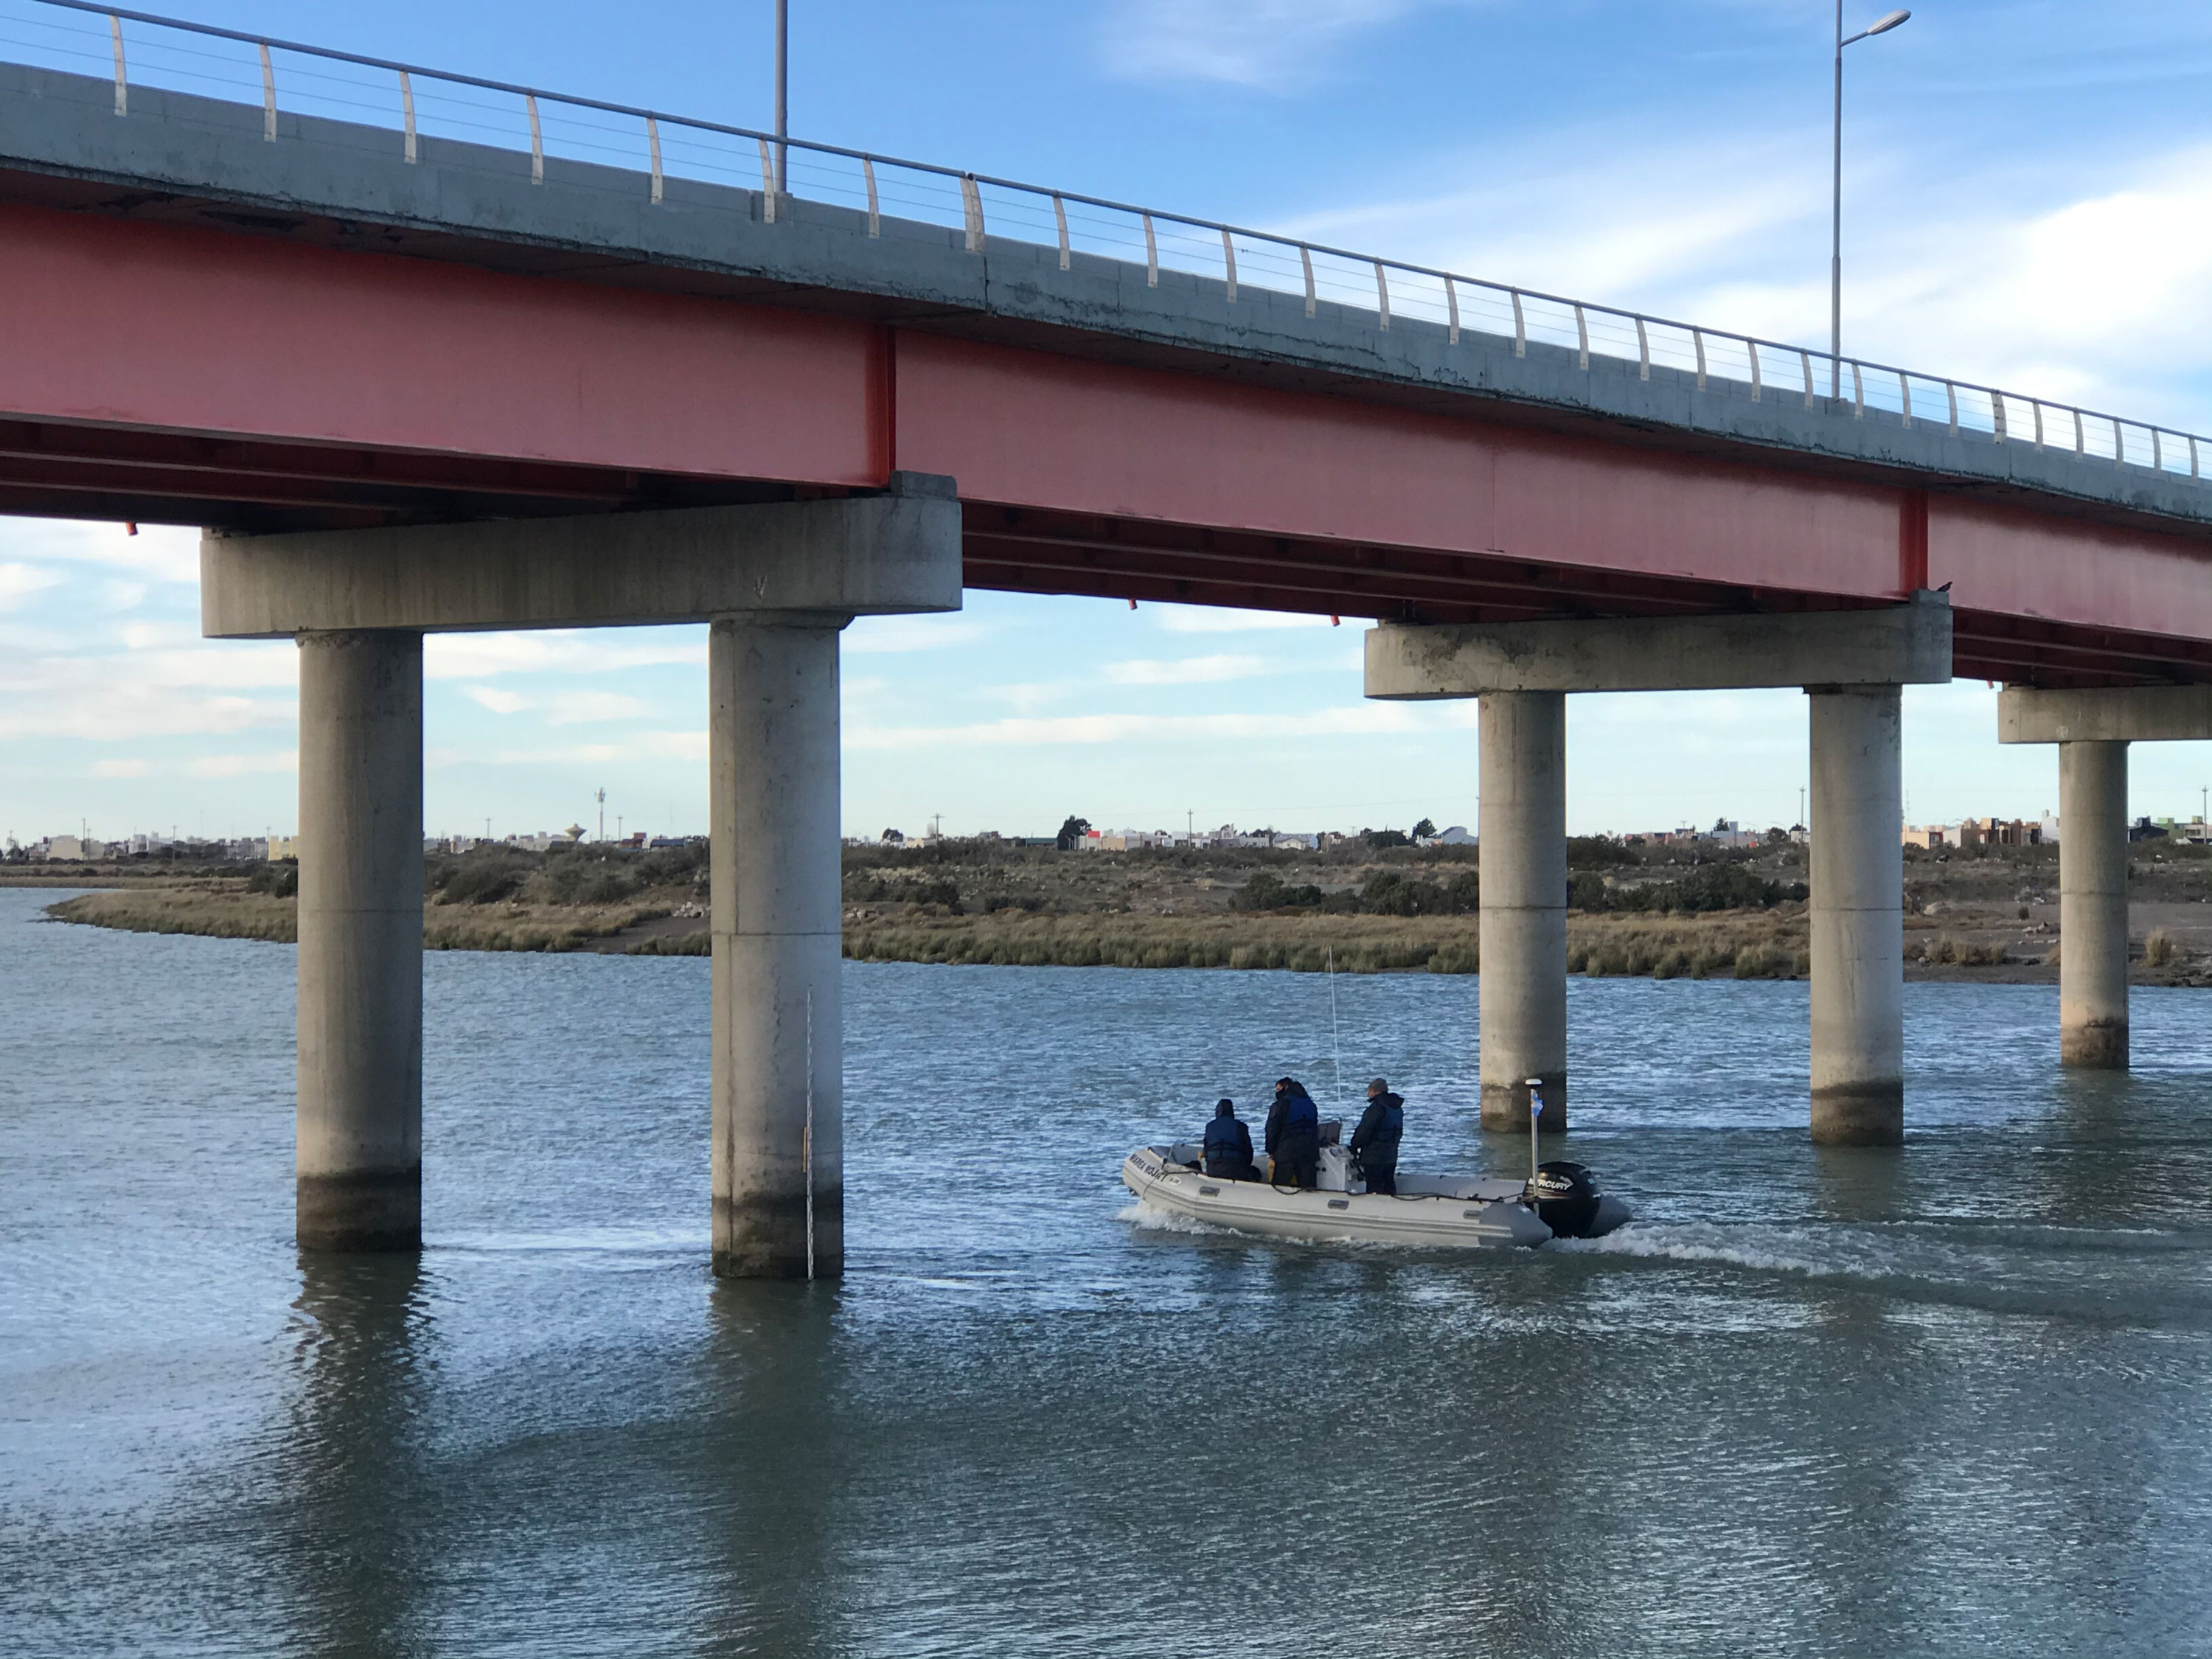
[
  {"xmin": 1349, "ymin": 1077, "xmax": 1405, "ymax": 1194},
  {"xmin": 1200, "ymin": 1098, "xmax": 1256, "ymax": 1180},
  {"xmin": 1265, "ymin": 1077, "xmax": 1321, "ymax": 1190}
]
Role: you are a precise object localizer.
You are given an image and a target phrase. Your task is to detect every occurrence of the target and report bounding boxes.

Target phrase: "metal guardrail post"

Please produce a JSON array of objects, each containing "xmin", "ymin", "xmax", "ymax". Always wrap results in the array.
[
  {"xmin": 399, "ymin": 70, "xmax": 416, "ymax": 163},
  {"xmin": 962, "ymin": 176, "xmax": 984, "ymax": 254},
  {"xmin": 1799, "ymin": 349, "xmax": 1814, "ymax": 411},
  {"xmin": 1513, "ymin": 291, "xmax": 1527, "ymax": 359},
  {"xmin": 1899, "ymin": 372, "xmax": 1911, "ymax": 428},
  {"xmin": 257, "ymin": 42, "xmax": 274, "ymax": 141},
  {"xmin": 526, "ymin": 94, "xmax": 542, "ymax": 184},
  {"xmin": 1051, "ymin": 194, "xmax": 1067, "ymax": 268},
  {"xmin": 107, "ymin": 13, "xmax": 124, "ymax": 115},
  {"xmin": 756, "ymin": 139, "xmax": 776, "ymax": 221},
  {"xmin": 1444, "ymin": 276, "xmax": 1459, "ymax": 346},
  {"xmin": 866, "ymin": 159, "xmax": 880, "ymax": 239},
  {"xmin": 1946, "ymin": 382, "xmax": 1958, "ymax": 433},
  {"xmin": 1301, "ymin": 247, "xmax": 1315, "ymax": 319},
  {"xmin": 1573, "ymin": 305, "xmax": 1588, "ymax": 370},
  {"xmin": 1851, "ymin": 361, "xmax": 1863, "ymax": 419},
  {"xmin": 1374, "ymin": 262, "xmax": 1389, "ymax": 331},
  {"xmin": 1221, "ymin": 229, "xmax": 1237, "ymax": 302},
  {"xmin": 1692, "ymin": 328, "xmax": 1705, "ymax": 387},
  {"xmin": 1635, "ymin": 316, "xmax": 1649, "ymax": 380},
  {"xmin": 1141, "ymin": 212, "xmax": 1156, "ymax": 286},
  {"xmin": 1749, "ymin": 341, "xmax": 1762, "ymax": 403},
  {"xmin": 647, "ymin": 117, "xmax": 661, "ymax": 204}
]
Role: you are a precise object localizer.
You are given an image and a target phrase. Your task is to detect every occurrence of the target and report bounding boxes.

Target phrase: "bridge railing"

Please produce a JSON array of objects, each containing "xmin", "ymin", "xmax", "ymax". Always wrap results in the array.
[{"xmin": 5, "ymin": 0, "xmax": 2205, "ymax": 492}]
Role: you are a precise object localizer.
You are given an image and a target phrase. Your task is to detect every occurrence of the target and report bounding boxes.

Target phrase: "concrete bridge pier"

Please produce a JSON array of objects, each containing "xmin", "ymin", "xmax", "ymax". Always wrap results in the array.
[
  {"xmin": 1806, "ymin": 685, "xmax": 1905, "ymax": 1144},
  {"xmin": 201, "ymin": 477, "xmax": 962, "ymax": 1270},
  {"xmin": 1999, "ymin": 684, "xmax": 2212, "ymax": 1071},
  {"xmin": 1368, "ymin": 593, "xmax": 1950, "ymax": 1144},
  {"xmin": 1477, "ymin": 691, "xmax": 1568, "ymax": 1132},
  {"xmin": 709, "ymin": 613, "xmax": 849, "ymax": 1279},
  {"xmin": 296, "ymin": 629, "xmax": 425, "ymax": 1250}
]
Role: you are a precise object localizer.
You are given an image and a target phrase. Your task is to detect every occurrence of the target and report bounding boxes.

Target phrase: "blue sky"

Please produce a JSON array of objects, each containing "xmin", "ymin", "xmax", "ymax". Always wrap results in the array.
[{"xmin": 4, "ymin": 0, "xmax": 2212, "ymax": 845}]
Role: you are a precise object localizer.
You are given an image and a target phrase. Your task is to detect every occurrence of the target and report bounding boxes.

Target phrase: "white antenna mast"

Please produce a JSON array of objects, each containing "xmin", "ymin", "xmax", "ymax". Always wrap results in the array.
[{"xmin": 1328, "ymin": 947, "xmax": 1345, "ymax": 1116}]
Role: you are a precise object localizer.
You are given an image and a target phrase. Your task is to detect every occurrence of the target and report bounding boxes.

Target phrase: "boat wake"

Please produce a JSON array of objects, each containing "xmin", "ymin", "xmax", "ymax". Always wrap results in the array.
[{"xmin": 1116, "ymin": 1200, "xmax": 1226, "ymax": 1237}]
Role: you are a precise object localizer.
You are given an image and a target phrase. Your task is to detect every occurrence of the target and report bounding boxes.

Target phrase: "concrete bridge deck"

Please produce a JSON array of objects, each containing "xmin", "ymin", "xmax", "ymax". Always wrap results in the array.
[{"xmin": 2, "ymin": 54, "xmax": 2211, "ymax": 687}]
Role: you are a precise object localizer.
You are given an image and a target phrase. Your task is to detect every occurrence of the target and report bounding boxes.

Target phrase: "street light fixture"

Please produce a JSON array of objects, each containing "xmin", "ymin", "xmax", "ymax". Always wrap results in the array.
[{"xmin": 1832, "ymin": 6, "xmax": 1910, "ymax": 397}]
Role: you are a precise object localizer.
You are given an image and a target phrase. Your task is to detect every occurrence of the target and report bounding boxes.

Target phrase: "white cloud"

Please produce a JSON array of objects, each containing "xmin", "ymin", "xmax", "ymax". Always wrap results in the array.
[
  {"xmin": 543, "ymin": 691, "xmax": 655, "ymax": 726},
  {"xmin": 187, "ymin": 751, "xmax": 297, "ymax": 778},
  {"xmin": 460, "ymin": 730, "xmax": 706, "ymax": 767},
  {"xmin": 91, "ymin": 759, "xmax": 150, "ymax": 779},
  {"xmin": 0, "ymin": 564, "xmax": 63, "ymax": 610},
  {"xmin": 1099, "ymin": 0, "xmax": 1437, "ymax": 87},
  {"xmin": 1155, "ymin": 606, "xmax": 1338, "ymax": 634},
  {"xmin": 847, "ymin": 703, "xmax": 1475, "ymax": 751},
  {"xmin": 424, "ymin": 630, "xmax": 705, "ymax": 680},
  {"xmin": 464, "ymin": 686, "xmax": 529, "ymax": 714},
  {"xmin": 1104, "ymin": 653, "xmax": 1271, "ymax": 686},
  {"xmin": 843, "ymin": 615, "xmax": 992, "ymax": 654},
  {"xmin": 0, "ymin": 521, "xmax": 199, "ymax": 584}
]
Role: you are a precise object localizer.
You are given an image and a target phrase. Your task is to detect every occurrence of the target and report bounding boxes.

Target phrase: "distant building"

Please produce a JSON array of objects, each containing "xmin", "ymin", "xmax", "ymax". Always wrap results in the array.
[
  {"xmin": 266, "ymin": 835, "xmax": 299, "ymax": 861},
  {"xmin": 1416, "ymin": 824, "xmax": 1474, "ymax": 846},
  {"xmin": 46, "ymin": 834, "xmax": 85, "ymax": 861}
]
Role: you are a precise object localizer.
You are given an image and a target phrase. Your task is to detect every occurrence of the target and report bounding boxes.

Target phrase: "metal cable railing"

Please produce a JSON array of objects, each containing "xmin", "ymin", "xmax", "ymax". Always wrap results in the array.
[{"xmin": 4, "ymin": 0, "xmax": 2206, "ymax": 491}]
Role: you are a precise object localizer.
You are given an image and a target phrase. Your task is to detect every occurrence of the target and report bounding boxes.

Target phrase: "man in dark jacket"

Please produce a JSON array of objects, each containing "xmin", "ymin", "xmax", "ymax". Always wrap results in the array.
[
  {"xmin": 1264, "ymin": 1077, "xmax": 1321, "ymax": 1190},
  {"xmin": 1200, "ymin": 1098, "xmax": 1256, "ymax": 1180},
  {"xmin": 1349, "ymin": 1077, "xmax": 1405, "ymax": 1194}
]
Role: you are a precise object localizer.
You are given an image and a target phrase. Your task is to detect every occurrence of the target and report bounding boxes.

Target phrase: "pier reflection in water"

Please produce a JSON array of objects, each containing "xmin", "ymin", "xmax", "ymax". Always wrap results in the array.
[{"xmin": 3, "ymin": 889, "xmax": 2209, "ymax": 1657}]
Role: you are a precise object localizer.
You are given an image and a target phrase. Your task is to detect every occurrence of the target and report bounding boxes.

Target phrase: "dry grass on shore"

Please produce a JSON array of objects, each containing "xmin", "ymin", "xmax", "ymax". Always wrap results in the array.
[
  {"xmin": 44, "ymin": 883, "xmax": 1813, "ymax": 978},
  {"xmin": 44, "ymin": 888, "xmax": 667, "ymax": 953},
  {"xmin": 845, "ymin": 908, "xmax": 1810, "ymax": 978}
]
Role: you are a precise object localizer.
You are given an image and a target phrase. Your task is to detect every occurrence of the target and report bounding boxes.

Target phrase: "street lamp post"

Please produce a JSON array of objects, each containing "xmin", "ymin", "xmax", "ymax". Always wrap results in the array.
[
  {"xmin": 1832, "ymin": 6, "xmax": 1910, "ymax": 398},
  {"xmin": 773, "ymin": 0, "xmax": 788, "ymax": 196}
]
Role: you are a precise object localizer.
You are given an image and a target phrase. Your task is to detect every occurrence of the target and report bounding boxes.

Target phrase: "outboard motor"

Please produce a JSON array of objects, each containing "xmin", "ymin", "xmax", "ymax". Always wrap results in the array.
[{"xmin": 1527, "ymin": 1161, "xmax": 1602, "ymax": 1239}]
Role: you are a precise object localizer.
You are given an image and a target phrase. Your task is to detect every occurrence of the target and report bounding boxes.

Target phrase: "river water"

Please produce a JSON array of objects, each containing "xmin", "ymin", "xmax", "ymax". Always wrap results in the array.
[{"xmin": 4, "ymin": 886, "xmax": 2211, "ymax": 1656}]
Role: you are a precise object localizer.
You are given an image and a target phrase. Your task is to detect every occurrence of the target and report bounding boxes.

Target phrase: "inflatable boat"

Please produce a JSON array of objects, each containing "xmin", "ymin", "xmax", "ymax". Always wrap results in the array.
[{"xmin": 1121, "ymin": 1133, "xmax": 1630, "ymax": 1251}]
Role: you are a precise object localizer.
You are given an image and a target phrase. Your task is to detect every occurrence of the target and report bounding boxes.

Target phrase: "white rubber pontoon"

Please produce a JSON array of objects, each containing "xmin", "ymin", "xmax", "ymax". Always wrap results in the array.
[{"xmin": 1121, "ymin": 1141, "xmax": 1630, "ymax": 1251}]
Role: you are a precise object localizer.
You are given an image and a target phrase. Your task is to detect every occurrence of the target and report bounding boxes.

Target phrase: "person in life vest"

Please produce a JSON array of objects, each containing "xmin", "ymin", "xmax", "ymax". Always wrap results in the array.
[
  {"xmin": 1349, "ymin": 1077, "xmax": 1405, "ymax": 1195},
  {"xmin": 1265, "ymin": 1077, "xmax": 1321, "ymax": 1190},
  {"xmin": 1200, "ymin": 1098, "xmax": 1256, "ymax": 1180}
]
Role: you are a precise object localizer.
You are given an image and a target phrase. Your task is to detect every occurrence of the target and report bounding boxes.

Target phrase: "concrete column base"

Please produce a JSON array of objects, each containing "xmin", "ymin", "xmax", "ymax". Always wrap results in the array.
[
  {"xmin": 710, "ymin": 614, "xmax": 846, "ymax": 1280},
  {"xmin": 295, "ymin": 630, "xmax": 424, "ymax": 1253},
  {"xmin": 1479, "ymin": 1072, "xmax": 1565, "ymax": 1135},
  {"xmin": 1477, "ymin": 691, "xmax": 1568, "ymax": 1135},
  {"xmin": 2059, "ymin": 1022, "xmax": 2128, "ymax": 1068},
  {"xmin": 1809, "ymin": 1086, "xmax": 1906, "ymax": 1147},
  {"xmin": 298, "ymin": 1171, "xmax": 423, "ymax": 1253}
]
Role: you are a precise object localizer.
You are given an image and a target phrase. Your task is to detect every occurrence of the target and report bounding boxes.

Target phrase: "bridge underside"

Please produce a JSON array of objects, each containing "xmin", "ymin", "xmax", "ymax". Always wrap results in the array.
[
  {"xmin": 3, "ymin": 195, "xmax": 2211, "ymax": 688},
  {"xmin": 12, "ymin": 411, "xmax": 2208, "ymax": 689}
]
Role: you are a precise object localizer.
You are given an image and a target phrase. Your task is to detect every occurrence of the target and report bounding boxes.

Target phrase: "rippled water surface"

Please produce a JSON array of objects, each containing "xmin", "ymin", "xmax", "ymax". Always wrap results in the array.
[{"xmin": 4, "ymin": 887, "xmax": 2211, "ymax": 1656}]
